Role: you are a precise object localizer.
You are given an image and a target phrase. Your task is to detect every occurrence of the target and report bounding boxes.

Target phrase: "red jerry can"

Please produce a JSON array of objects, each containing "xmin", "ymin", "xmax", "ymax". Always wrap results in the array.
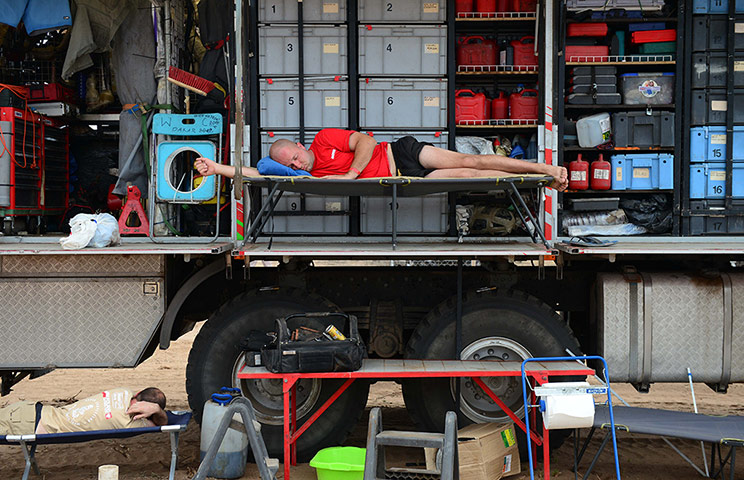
[
  {"xmin": 511, "ymin": 36, "xmax": 538, "ymax": 66},
  {"xmin": 568, "ymin": 154, "xmax": 590, "ymax": 190},
  {"xmin": 456, "ymin": 0, "xmax": 473, "ymax": 15},
  {"xmin": 512, "ymin": 0, "xmax": 538, "ymax": 12},
  {"xmin": 476, "ymin": 0, "xmax": 496, "ymax": 16},
  {"xmin": 496, "ymin": 0, "xmax": 510, "ymax": 11},
  {"xmin": 509, "ymin": 88, "xmax": 538, "ymax": 120},
  {"xmin": 456, "ymin": 36, "xmax": 498, "ymax": 67},
  {"xmin": 491, "ymin": 91, "xmax": 508, "ymax": 119},
  {"xmin": 455, "ymin": 89, "xmax": 489, "ymax": 125},
  {"xmin": 590, "ymin": 154, "xmax": 612, "ymax": 190}
]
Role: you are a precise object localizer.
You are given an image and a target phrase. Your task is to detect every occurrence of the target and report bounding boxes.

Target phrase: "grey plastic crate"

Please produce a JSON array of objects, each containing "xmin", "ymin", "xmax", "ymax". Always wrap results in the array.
[
  {"xmin": 259, "ymin": 191, "xmax": 349, "ymax": 234},
  {"xmin": 692, "ymin": 52, "xmax": 744, "ymax": 89},
  {"xmin": 358, "ymin": 0, "xmax": 446, "ymax": 23},
  {"xmin": 566, "ymin": 0, "xmax": 663, "ymax": 9},
  {"xmin": 260, "ymin": 77, "xmax": 349, "ymax": 128},
  {"xmin": 361, "ymin": 194, "xmax": 448, "ymax": 234},
  {"xmin": 259, "ymin": 130, "xmax": 320, "ymax": 157},
  {"xmin": 258, "ymin": 0, "xmax": 346, "ymax": 23},
  {"xmin": 684, "ymin": 214, "xmax": 744, "ymax": 235},
  {"xmin": 691, "ymin": 89, "xmax": 744, "ymax": 126},
  {"xmin": 359, "ymin": 78, "xmax": 447, "ymax": 129},
  {"xmin": 612, "ymin": 111, "xmax": 675, "ymax": 148},
  {"xmin": 692, "ymin": 16, "xmax": 744, "ymax": 52},
  {"xmin": 363, "ymin": 130, "xmax": 449, "ymax": 150},
  {"xmin": 259, "ymin": 25, "xmax": 347, "ymax": 76},
  {"xmin": 620, "ymin": 73, "xmax": 674, "ymax": 105},
  {"xmin": 359, "ymin": 25, "xmax": 447, "ymax": 76}
]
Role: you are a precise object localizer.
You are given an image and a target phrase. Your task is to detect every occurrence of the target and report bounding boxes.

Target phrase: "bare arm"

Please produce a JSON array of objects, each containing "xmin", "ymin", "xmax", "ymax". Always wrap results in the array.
[
  {"xmin": 321, "ymin": 132, "xmax": 377, "ymax": 179},
  {"xmin": 127, "ymin": 401, "xmax": 168, "ymax": 426},
  {"xmin": 195, "ymin": 157, "xmax": 259, "ymax": 178}
]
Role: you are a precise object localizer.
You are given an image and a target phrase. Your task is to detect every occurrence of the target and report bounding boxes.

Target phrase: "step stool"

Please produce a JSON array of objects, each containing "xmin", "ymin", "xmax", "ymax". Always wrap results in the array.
[{"xmin": 364, "ymin": 407, "xmax": 459, "ymax": 480}]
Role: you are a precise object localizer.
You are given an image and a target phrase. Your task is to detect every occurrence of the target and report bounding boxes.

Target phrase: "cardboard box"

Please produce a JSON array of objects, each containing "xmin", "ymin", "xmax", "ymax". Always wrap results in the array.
[{"xmin": 425, "ymin": 422, "xmax": 520, "ymax": 480}]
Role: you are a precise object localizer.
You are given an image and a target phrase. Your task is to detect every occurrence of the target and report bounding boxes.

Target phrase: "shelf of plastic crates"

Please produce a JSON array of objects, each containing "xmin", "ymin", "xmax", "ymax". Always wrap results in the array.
[
  {"xmin": 456, "ymin": 65, "xmax": 538, "ymax": 74},
  {"xmin": 457, "ymin": 119, "xmax": 538, "ymax": 128},
  {"xmin": 564, "ymin": 104, "xmax": 675, "ymax": 110},
  {"xmin": 456, "ymin": 12, "xmax": 536, "ymax": 20},
  {"xmin": 566, "ymin": 55, "xmax": 675, "ymax": 65}
]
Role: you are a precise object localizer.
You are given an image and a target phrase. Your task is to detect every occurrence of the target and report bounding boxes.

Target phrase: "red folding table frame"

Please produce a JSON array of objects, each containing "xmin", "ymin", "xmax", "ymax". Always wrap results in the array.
[{"xmin": 237, "ymin": 359, "xmax": 593, "ymax": 480}]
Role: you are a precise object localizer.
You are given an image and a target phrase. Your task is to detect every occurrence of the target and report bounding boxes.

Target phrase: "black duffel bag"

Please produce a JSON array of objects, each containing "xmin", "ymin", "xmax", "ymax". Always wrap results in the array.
[{"xmin": 261, "ymin": 312, "xmax": 366, "ymax": 373}]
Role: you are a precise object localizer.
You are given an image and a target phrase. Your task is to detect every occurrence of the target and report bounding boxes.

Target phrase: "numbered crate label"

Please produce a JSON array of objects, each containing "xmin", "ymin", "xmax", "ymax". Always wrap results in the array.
[
  {"xmin": 424, "ymin": 3, "xmax": 440, "ymax": 13},
  {"xmin": 323, "ymin": 2, "xmax": 339, "ymax": 13},
  {"xmin": 711, "ymin": 100, "xmax": 728, "ymax": 111},
  {"xmin": 358, "ymin": 25, "xmax": 447, "ymax": 75},
  {"xmin": 711, "ymin": 134, "xmax": 726, "ymax": 144},
  {"xmin": 325, "ymin": 96, "xmax": 341, "ymax": 107},
  {"xmin": 689, "ymin": 163, "xmax": 744, "ymax": 199},
  {"xmin": 633, "ymin": 168, "xmax": 650, "ymax": 179},
  {"xmin": 258, "ymin": 25, "xmax": 347, "ymax": 76},
  {"xmin": 738, "ymin": 23, "xmax": 744, "ymax": 33},
  {"xmin": 424, "ymin": 96, "xmax": 440, "ymax": 107}
]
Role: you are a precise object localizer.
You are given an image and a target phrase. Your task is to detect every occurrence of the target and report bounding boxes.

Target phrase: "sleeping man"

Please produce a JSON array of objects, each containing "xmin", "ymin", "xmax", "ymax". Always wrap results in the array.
[
  {"xmin": 0, "ymin": 387, "xmax": 167, "ymax": 435},
  {"xmin": 194, "ymin": 128, "xmax": 569, "ymax": 191}
]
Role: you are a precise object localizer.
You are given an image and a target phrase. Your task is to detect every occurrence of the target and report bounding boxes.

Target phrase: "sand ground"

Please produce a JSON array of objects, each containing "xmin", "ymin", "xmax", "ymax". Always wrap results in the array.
[{"xmin": 1, "ymin": 327, "xmax": 742, "ymax": 480}]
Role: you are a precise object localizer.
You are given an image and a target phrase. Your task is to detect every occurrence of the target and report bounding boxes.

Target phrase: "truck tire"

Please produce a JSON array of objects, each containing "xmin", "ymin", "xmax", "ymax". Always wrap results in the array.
[
  {"xmin": 401, "ymin": 289, "xmax": 580, "ymax": 452},
  {"xmin": 185, "ymin": 287, "xmax": 370, "ymax": 461}
]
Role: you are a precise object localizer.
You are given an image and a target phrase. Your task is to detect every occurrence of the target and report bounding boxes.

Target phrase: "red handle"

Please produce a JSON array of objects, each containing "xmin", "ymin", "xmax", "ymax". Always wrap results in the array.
[
  {"xmin": 461, "ymin": 35, "xmax": 486, "ymax": 44},
  {"xmin": 519, "ymin": 35, "xmax": 535, "ymax": 45},
  {"xmin": 455, "ymin": 89, "xmax": 476, "ymax": 97},
  {"xmin": 519, "ymin": 89, "xmax": 538, "ymax": 97}
]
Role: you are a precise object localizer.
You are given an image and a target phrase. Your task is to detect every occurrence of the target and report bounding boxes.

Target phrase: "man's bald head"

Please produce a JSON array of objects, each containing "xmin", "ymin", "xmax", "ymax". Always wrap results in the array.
[{"xmin": 269, "ymin": 139, "xmax": 296, "ymax": 163}]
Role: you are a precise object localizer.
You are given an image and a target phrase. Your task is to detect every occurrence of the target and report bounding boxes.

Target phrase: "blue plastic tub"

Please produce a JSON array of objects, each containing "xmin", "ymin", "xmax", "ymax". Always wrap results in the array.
[
  {"xmin": 610, "ymin": 154, "xmax": 674, "ymax": 190},
  {"xmin": 689, "ymin": 163, "xmax": 744, "ymax": 199},
  {"xmin": 689, "ymin": 126, "xmax": 744, "ymax": 163},
  {"xmin": 693, "ymin": 0, "xmax": 744, "ymax": 13}
]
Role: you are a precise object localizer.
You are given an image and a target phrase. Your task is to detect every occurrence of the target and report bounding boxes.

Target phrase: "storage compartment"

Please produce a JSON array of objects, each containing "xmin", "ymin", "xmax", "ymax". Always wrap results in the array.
[
  {"xmin": 596, "ymin": 272, "xmax": 744, "ymax": 384},
  {"xmin": 258, "ymin": 0, "xmax": 347, "ymax": 22},
  {"xmin": 260, "ymin": 78, "xmax": 348, "ymax": 129},
  {"xmin": 361, "ymin": 194, "xmax": 448, "ymax": 234},
  {"xmin": 691, "ymin": 52, "xmax": 744, "ymax": 89},
  {"xmin": 358, "ymin": 0, "xmax": 446, "ymax": 22},
  {"xmin": 566, "ymin": 0, "xmax": 663, "ymax": 9},
  {"xmin": 620, "ymin": 73, "xmax": 674, "ymax": 105},
  {"xmin": 689, "ymin": 162, "xmax": 744, "ymax": 198},
  {"xmin": 258, "ymin": 25, "xmax": 347, "ymax": 76},
  {"xmin": 359, "ymin": 25, "xmax": 447, "ymax": 76},
  {"xmin": 684, "ymin": 214, "xmax": 744, "ymax": 235},
  {"xmin": 610, "ymin": 153, "xmax": 673, "ymax": 190},
  {"xmin": 690, "ymin": 126, "xmax": 744, "ymax": 162},
  {"xmin": 260, "ymin": 130, "xmax": 320, "ymax": 157},
  {"xmin": 612, "ymin": 111, "xmax": 675, "ymax": 148},
  {"xmin": 0, "ymin": 121, "xmax": 11, "ymax": 206},
  {"xmin": 690, "ymin": 89, "xmax": 744, "ymax": 125},
  {"xmin": 692, "ymin": 16, "xmax": 744, "ymax": 52},
  {"xmin": 261, "ymin": 191, "xmax": 349, "ymax": 234},
  {"xmin": 692, "ymin": 0, "xmax": 744, "ymax": 13},
  {"xmin": 359, "ymin": 78, "xmax": 447, "ymax": 129}
]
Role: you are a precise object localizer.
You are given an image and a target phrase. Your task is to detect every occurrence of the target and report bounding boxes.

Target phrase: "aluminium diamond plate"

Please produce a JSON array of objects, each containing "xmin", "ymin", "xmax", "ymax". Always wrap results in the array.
[
  {"xmin": 0, "ymin": 278, "xmax": 164, "ymax": 368},
  {"xmin": 0, "ymin": 255, "xmax": 163, "ymax": 276}
]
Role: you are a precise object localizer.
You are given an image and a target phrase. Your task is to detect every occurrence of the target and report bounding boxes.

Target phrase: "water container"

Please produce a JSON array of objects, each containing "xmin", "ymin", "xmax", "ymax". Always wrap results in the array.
[
  {"xmin": 491, "ymin": 91, "xmax": 508, "ymax": 119},
  {"xmin": 591, "ymin": 154, "xmax": 612, "ymax": 190},
  {"xmin": 200, "ymin": 390, "xmax": 249, "ymax": 479},
  {"xmin": 576, "ymin": 112, "xmax": 611, "ymax": 148},
  {"xmin": 568, "ymin": 154, "xmax": 589, "ymax": 190}
]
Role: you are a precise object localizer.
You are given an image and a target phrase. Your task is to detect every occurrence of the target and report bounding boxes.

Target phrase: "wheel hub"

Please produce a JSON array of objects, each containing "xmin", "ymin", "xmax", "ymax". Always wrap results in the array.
[
  {"xmin": 232, "ymin": 354, "xmax": 322, "ymax": 425},
  {"xmin": 452, "ymin": 337, "xmax": 531, "ymax": 423}
]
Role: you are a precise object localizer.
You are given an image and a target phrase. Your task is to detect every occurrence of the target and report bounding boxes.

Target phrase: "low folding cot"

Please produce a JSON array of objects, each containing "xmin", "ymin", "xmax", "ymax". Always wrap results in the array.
[{"xmin": 0, "ymin": 410, "xmax": 192, "ymax": 480}]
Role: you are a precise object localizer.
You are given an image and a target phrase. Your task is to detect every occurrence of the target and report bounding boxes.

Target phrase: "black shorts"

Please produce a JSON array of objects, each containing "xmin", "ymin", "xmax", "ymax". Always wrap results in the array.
[{"xmin": 390, "ymin": 136, "xmax": 435, "ymax": 177}]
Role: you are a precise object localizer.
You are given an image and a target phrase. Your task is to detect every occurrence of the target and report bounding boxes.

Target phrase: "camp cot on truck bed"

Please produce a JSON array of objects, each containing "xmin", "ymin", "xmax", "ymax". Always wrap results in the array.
[{"xmin": 0, "ymin": 0, "xmax": 743, "ymax": 461}]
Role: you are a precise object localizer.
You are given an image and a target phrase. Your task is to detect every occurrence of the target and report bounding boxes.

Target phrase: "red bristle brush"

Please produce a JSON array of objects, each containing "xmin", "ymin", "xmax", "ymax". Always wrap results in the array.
[{"xmin": 167, "ymin": 66, "xmax": 226, "ymax": 99}]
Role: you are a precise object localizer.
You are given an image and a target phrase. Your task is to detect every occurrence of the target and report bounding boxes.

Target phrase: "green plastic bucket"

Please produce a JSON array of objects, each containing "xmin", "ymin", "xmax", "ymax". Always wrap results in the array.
[{"xmin": 309, "ymin": 446, "xmax": 366, "ymax": 480}]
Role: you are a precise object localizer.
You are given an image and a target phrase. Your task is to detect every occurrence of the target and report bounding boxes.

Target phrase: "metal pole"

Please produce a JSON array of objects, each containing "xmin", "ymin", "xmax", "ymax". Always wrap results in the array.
[
  {"xmin": 233, "ymin": 0, "xmax": 245, "ymax": 199},
  {"xmin": 688, "ymin": 367, "xmax": 710, "ymax": 477}
]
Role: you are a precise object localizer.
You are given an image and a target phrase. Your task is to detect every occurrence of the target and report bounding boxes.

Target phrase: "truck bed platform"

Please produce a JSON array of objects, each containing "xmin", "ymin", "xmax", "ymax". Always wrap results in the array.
[{"xmin": 0, "ymin": 237, "xmax": 233, "ymax": 255}]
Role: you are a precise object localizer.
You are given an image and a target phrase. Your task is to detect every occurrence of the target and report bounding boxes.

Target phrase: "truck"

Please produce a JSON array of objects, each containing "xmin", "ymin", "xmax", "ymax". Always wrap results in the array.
[{"xmin": 1, "ymin": 0, "xmax": 742, "ymax": 460}]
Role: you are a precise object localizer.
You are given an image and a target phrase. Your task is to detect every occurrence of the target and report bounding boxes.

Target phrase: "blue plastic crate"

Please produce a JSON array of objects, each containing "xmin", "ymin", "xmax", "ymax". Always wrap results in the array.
[
  {"xmin": 689, "ymin": 163, "xmax": 744, "ymax": 198},
  {"xmin": 611, "ymin": 154, "xmax": 674, "ymax": 190},
  {"xmin": 690, "ymin": 126, "xmax": 744, "ymax": 163},
  {"xmin": 628, "ymin": 22, "xmax": 666, "ymax": 32},
  {"xmin": 693, "ymin": 0, "xmax": 744, "ymax": 13}
]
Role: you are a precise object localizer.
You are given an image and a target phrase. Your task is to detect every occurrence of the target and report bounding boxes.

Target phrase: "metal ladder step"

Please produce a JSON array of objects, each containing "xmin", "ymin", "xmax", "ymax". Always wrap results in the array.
[{"xmin": 376, "ymin": 431, "xmax": 445, "ymax": 448}]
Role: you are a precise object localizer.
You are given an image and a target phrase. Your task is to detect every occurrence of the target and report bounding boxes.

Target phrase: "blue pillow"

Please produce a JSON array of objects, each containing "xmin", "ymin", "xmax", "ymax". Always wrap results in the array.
[{"xmin": 256, "ymin": 156, "xmax": 311, "ymax": 177}]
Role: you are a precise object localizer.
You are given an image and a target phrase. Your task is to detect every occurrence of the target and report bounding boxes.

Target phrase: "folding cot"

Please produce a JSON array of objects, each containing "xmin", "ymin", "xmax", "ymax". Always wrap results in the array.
[
  {"xmin": 577, "ymin": 405, "xmax": 744, "ymax": 479},
  {"xmin": 0, "ymin": 410, "xmax": 192, "ymax": 480}
]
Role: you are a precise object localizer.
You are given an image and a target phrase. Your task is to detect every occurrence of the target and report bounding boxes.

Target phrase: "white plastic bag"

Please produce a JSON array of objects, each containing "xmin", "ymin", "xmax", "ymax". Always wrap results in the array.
[
  {"xmin": 455, "ymin": 136, "xmax": 495, "ymax": 155},
  {"xmin": 59, "ymin": 213, "xmax": 120, "ymax": 250}
]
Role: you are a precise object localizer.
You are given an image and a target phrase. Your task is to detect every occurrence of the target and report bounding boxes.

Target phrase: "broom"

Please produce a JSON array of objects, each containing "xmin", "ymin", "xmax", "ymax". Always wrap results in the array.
[{"xmin": 167, "ymin": 66, "xmax": 227, "ymax": 102}]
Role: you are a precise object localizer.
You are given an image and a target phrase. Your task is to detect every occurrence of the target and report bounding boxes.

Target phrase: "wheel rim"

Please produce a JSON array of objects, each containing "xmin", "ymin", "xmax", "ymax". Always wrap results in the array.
[
  {"xmin": 231, "ymin": 354, "xmax": 322, "ymax": 425},
  {"xmin": 451, "ymin": 337, "xmax": 531, "ymax": 424}
]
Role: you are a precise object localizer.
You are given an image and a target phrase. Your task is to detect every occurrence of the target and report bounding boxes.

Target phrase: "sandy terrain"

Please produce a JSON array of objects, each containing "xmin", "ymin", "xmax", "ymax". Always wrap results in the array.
[{"xmin": 1, "ymin": 327, "xmax": 742, "ymax": 480}]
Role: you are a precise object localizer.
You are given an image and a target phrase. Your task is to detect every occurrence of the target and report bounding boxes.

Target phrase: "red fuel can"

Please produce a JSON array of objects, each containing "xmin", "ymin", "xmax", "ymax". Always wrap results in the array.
[
  {"xmin": 568, "ymin": 154, "xmax": 590, "ymax": 190},
  {"xmin": 456, "ymin": 0, "xmax": 473, "ymax": 15},
  {"xmin": 496, "ymin": 0, "xmax": 510, "ymax": 12},
  {"xmin": 476, "ymin": 0, "xmax": 496, "ymax": 15},
  {"xmin": 512, "ymin": 0, "xmax": 537, "ymax": 12},
  {"xmin": 491, "ymin": 91, "xmax": 508, "ymax": 119},
  {"xmin": 509, "ymin": 88, "xmax": 538, "ymax": 119},
  {"xmin": 511, "ymin": 36, "xmax": 538, "ymax": 66},
  {"xmin": 455, "ymin": 89, "xmax": 489, "ymax": 124},
  {"xmin": 457, "ymin": 36, "xmax": 498, "ymax": 67},
  {"xmin": 590, "ymin": 154, "xmax": 612, "ymax": 190}
]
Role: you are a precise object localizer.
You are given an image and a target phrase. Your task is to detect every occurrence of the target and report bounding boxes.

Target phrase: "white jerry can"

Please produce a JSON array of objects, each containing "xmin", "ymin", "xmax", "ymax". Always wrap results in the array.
[{"xmin": 200, "ymin": 390, "xmax": 249, "ymax": 479}]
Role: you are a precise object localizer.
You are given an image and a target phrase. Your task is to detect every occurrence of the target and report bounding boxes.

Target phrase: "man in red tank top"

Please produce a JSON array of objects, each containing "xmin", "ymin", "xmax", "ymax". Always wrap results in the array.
[{"xmin": 196, "ymin": 129, "xmax": 568, "ymax": 190}]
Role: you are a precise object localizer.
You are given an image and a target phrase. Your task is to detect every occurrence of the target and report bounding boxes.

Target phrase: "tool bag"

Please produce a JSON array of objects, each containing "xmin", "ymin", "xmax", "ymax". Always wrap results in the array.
[{"xmin": 260, "ymin": 312, "xmax": 366, "ymax": 373}]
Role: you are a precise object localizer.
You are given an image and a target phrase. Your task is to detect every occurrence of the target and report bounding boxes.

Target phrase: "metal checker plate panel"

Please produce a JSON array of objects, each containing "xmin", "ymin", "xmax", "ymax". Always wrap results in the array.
[
  {"xmin": 1, "ymin": 255, "xmax": 163, "ymax": 276},
  {"xmin": 730, "ymin": 274, "xmax": 744, "ymax": 382},
  {"xmin": 0, "ymin": 278, "xmax": 164, "ymax": 368}
]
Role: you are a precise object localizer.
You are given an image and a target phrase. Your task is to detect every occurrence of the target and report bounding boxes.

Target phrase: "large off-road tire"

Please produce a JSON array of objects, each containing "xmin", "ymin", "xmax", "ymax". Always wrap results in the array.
[
  {"xmin": 186, "ymin": 287, "xmax": 370, "ymax": 461},
  {"xmin": 401, "ymin": 288, "xmax": 581, "ymax": 453}
]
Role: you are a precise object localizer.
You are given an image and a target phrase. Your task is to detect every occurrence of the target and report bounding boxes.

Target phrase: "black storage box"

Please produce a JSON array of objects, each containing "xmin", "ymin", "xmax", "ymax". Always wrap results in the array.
[
  {"xmin": 261, "ymin": 312, "xmax": 366, "ymax": 374},
  {"xmin": 0, "ymin": 88, "xmax": 26, "ymax": 109}
]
